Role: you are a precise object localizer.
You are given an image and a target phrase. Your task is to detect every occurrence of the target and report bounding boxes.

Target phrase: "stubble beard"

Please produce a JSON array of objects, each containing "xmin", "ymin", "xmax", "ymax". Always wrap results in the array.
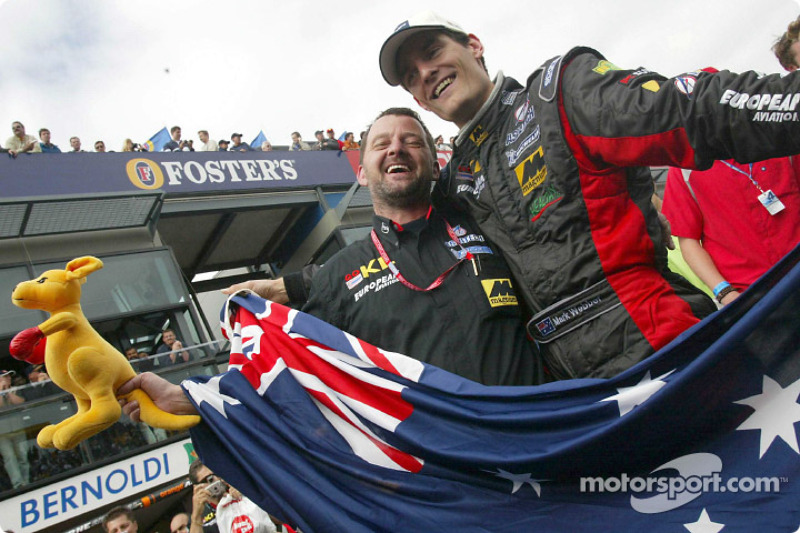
[{"xmin": 373, "ymin": 173, "xmax": 432, "ymax": 211}]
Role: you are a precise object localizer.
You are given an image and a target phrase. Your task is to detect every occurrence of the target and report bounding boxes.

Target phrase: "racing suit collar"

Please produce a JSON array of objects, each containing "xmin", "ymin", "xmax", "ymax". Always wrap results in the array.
[{"xmin": 455, "ymin": 71, "xmax": 506, "ymax": 147}]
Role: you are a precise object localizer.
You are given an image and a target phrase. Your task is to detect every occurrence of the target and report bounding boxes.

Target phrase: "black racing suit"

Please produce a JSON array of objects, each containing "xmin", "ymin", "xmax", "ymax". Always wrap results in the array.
[
  {"xmin": 302, "ymin": 206, "xmax": 540, "ymax": 386},
  {"xmin": 437, "ymin": 47, "xmax": 800, "ymax": 379}
]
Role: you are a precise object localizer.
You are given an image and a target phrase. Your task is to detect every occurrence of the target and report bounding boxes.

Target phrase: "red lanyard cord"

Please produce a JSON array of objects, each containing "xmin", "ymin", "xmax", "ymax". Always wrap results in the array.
[{"xmin": 370, "ymin": 219, "xmax": 475, "ymax": 292}]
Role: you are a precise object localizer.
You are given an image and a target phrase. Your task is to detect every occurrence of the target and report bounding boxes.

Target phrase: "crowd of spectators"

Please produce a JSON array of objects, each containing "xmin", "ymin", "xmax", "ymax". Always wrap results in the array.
[{"xmin": 3, "ymin": 121, "xmax": 452, "ymax": 157}]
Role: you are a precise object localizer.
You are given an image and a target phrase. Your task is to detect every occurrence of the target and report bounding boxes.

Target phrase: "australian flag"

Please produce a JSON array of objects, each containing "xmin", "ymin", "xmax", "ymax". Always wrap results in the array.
[{"xmin": 184, "ymin": 246, "xmax": 800, "ymax": 532}]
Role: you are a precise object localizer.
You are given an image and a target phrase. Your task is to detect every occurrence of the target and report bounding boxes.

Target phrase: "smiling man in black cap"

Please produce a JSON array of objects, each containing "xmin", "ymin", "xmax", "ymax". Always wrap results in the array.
[
  {"xmin": 378, "ymin": 10, "xmax": 800, "ymax": 379},
  {"xmin": 229, "ymin": 133, "xmax": 252, "ymax": 152}
]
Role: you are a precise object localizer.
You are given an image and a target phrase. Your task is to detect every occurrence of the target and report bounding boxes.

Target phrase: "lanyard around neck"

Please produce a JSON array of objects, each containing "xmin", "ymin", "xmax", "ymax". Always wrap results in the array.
[
  {"xmin": 720, "ymin": 161, "xmax": 765, "ymax": 194},
  {"xmin": 369, "ymin": 219, "xmax": 474, "ymax": 292}
]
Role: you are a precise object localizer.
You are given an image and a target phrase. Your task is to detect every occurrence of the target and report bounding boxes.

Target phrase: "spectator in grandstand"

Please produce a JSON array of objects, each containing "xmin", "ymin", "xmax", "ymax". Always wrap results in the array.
[
  {"xmin": 155, "ymin": 328, "xmax": 191, "ymax": 365},
  {"xmin": 0, "ymin": 370, "xmax": 29, "ymax": 489},
  {"xmin": 69, "ymin": 136, "xmax": 85, "ymax": 152},
  {"xmin": 230, "ymin": 133, "xmax": 252, "ymax": 152},
  {"xmin": 24, "ymin": 363, "xmax": 60, "ymax": 399},
  {"xmin": 5, "ymin": 121, "xmax": 41, "ymax": 157},
  {"xmin": 311, "ymin": 130, "xmax": 325, "ymax": 150},
  {"xmin": 341, "ymin": 131, "xmax": 359, "ymax": 151},
  {"xmin": 218, "ymin": 139, "xmax": 230, "ymax": 151},
  {"xmin": 261, "ymin": 140, "xmax": 273, "ymax": 152},
  {"xmin": 164, "ymin": 126, "xmax": 195, "ymax": 152},
  {"xmin": 0, "ymin": 370, "xmax": 24, "ymax": 409},
  {"xmin": 288, "ymin": 132, "xmax": 309, "ymax": 151},
  {"xmin": 38, "ymin": 128, "xmax": 61, "ymax": 153},
  {"xmin": 122, "ymin": 138, "xmax": 144, "ymax": 152},
  {"xmin": 323, "ymin": 128, "xmax": 343, "ymax": 150},
  {"xmin": 434, "ymin": 135, "xmax": 446, "ymax": 150},
  {"xmin": 449, "ymin": 136, "xmax": 456, "ymax": 148},
  {"xmin": 197, "ymin": 130, "xmax": 219, "ymax": 152},
  {"xmin": 170, "ymin": 512, "xmax": 191, "ymax": 533},
  {"xmin": 126, "ymin": 347, "xmax": 155, "ymax": 372},
  {"xmin": 94, "ymin": 140, "xmax": 107, "ymax": 152},
  {"xmin": 102, "ymin": 506, "xmax": 138, "ymax": 533}
]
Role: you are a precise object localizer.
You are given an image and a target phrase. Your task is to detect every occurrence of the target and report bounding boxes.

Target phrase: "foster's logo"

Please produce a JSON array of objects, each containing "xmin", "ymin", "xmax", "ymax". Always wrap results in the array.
[{"xmin": 126, "ymin": 158, "xmax": 165, "ymax": 190}]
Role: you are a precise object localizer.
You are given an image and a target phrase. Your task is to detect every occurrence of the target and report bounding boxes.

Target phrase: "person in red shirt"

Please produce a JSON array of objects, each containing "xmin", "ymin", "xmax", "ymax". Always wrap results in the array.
[{"xmin": 662, "ymin": 158, "xmax": 800, "ymax": 305}]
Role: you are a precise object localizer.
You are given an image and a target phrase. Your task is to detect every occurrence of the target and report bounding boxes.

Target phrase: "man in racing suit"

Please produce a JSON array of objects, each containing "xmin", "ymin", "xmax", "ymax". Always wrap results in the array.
[{"xmin": 379, "ymin": 11, "xmax": 800, "ymax": 379}]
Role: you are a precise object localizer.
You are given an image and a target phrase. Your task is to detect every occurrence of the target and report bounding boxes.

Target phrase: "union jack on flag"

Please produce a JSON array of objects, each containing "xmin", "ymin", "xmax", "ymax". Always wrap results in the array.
[{"xmin": 185, "ymin": 246, "xmax": 800, "ymax": 532}]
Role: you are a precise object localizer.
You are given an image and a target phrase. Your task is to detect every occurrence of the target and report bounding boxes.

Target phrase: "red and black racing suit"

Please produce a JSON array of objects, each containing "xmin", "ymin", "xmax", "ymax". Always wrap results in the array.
[{"xmin": 437, "ymin": 47, "xmax": 800, "ymax": 379}]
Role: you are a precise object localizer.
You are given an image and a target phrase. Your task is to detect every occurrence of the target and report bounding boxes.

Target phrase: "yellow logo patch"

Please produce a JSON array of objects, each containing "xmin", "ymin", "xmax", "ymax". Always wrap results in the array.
[
  {"xmin": 642, "ymin": 80, "xmax": 660, "ymax": 92},
  {"xmin": 592, "ymin": 60, "xmax": 622, "ymax": 75},
  {"xmin": 470, "ymin": 125, "xmax": 488, "ymax": 147},
  {"xmin": 481, "ymin": 279, "xmax": 518, "ymax": 307},
  {"xmin": 514, "ymin": 146, "xmax": 547, "ymax": 196},
  {"xmin": 359, "ymin": 257, "xmax": 390, "ymax": 279}
]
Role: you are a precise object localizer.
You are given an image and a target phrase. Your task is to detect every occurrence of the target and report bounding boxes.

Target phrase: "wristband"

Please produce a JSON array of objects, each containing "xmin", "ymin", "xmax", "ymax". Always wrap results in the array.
[
  {"xmin": 712, "ymin": 281, "xmax": 731, "ymax": 298},
  {"xmin": 715, "ymin": 285, "xmax": 737, "ymax": 303}
]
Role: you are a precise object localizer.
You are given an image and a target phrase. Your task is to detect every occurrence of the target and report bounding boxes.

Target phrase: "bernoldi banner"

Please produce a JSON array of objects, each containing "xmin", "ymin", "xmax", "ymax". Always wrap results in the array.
[{"xmin": 0, "ymin": 150, "xmax": 357, "ymax": 198}]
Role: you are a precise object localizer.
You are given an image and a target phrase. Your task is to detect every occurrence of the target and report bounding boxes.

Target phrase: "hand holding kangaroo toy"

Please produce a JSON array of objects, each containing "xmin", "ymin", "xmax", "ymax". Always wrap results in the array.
[{"xmin": 10, "ymin": 256, "xmax": 200, "ymax": 450}]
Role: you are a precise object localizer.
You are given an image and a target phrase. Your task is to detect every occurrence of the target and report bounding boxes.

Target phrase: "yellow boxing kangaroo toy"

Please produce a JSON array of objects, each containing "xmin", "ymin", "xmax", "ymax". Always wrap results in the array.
[{"xmin": 10, "ymin": 256, "xmax": 200, "ymax": 450}]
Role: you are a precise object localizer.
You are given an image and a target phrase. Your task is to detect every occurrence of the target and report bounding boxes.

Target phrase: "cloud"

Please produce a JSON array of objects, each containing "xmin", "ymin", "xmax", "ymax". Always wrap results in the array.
[{"xmin": 0, "ymin": 0, "xmax": 798, "ymax": 149}]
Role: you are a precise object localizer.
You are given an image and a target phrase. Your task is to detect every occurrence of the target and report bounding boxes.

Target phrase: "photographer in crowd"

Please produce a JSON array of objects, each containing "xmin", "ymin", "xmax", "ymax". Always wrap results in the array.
[{"xmin": 188, "ymin": 460, "xmax": 282, "ymax": 533}]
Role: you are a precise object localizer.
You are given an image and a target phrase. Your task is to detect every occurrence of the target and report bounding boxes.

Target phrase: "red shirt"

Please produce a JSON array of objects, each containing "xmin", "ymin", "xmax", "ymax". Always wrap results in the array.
[{"xmin": 663, "ymin": 157, "xmax": 800, "ymax": 288}]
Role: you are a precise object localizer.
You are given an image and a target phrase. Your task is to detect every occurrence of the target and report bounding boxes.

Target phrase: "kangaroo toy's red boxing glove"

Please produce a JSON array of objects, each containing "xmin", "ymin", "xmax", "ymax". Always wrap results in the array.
[{"xmin": 10, "ymin": 327, "xmax": 46, "ymax": 364}]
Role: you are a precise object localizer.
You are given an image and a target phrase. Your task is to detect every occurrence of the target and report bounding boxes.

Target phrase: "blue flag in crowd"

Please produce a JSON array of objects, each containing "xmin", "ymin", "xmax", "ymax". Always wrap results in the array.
[
  {"xmin": 144, "ymin": 127, "xmax": 170, "ymax": 152},
  {"xmin": 251, "ymin": 130, "xmax": 267, "ymax": 150},
  {"xmin": 184, "ymin": 246, "xmax": 800, "ymax": 532},
  {"xmin": 338, "ymin": 131, "xmax": 348, "ymax": 142}
]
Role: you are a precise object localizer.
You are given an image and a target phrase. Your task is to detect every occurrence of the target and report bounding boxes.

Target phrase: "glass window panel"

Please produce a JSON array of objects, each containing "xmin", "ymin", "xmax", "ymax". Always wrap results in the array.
[
  {"xmin": 34, "ymin": 250, "xmax": 187, "ymax": 319},
  {"xmin": 0, "ymin": 265, "xmax": 46, "ymax": 337}
]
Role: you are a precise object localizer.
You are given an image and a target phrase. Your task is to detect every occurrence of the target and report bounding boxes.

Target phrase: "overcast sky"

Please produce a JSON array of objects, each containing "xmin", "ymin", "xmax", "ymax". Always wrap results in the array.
[{"xmin": 1, "ymin": 0, "xmax": 798, "ymax": 151}]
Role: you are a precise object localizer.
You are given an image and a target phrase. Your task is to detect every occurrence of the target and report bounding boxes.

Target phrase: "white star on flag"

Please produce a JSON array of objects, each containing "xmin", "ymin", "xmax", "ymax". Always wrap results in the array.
[
  {"xmin": 684, "ymin": 508, "xmax": 725, "ymax": 533},
  {"xmin": 492, "ymin": 469, "xmax": 542, "ymax": 496},
  {"xmin": 600, "ymin": 370, "xmax": 675, "ymax": 416},
  {"xmin": 735, "ymin": 374, "xmax": 800, "ymax": 458},
  {"xmin": 184, "ymin": 375, "xmax": 241, "ymax": 419}
]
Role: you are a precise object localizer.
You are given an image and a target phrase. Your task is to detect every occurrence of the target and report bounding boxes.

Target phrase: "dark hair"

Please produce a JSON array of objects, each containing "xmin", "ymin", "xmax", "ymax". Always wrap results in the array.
[
  {"xmin": 102, "ymin": 507, "xmax": 135, "ymax": 532},
  {"xmin": 359, "ymin": 107, "xmax": 436, "ymax": 164},
  {"xmin": 774, "ymin": 16, "xmax": 800, "ymax": 70},
  {"xmin": 291, "ymin": 131, "xmax": 301, "ymax": 137},
  {"xmin": 170, "ymin": 125, "xmax": 181, "ymax": 134},
  {"xmin": 39, "ymin": 128, "xmax": 50, "ymax": 135},
  {"xmin": 446, "ymin": 29, "xmax": 487, "ymax": 72},
  {"xmin": 189, "ymin": 459, "xmax": 207, "ymax": 484}
]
